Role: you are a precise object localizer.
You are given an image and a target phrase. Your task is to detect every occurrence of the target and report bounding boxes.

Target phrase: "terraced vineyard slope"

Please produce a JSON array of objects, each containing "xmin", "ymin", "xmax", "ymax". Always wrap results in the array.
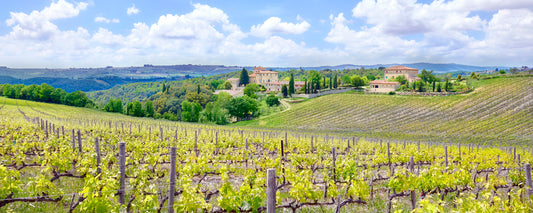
[{"xmin": 238, "ymin": 77, "xmax": 533, "ymax": 144}]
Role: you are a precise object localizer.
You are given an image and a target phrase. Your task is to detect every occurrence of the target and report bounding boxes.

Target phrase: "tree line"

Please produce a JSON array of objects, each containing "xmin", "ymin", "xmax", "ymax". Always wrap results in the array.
[{"xmin": 0, "ymin": 83, "xmax": 93, "ymax": 107}]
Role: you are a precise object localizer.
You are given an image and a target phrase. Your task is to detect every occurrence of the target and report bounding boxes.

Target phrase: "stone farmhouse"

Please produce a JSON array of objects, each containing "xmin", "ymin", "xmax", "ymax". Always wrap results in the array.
[
  {"xmin": 368, "ymin": 66, "xmax": 420, "ymax": 93},
  {"xmin": 228, "ymin": 66, "xmax": 304, "ymax": 92}
]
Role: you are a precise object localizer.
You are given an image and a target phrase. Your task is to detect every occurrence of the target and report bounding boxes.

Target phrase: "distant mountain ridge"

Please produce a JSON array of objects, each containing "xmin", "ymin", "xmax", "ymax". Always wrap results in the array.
[
  {"xmin": 0, "ymin": 64, "xmax": 241, "ymax": 92},
  {"xmin": 268, "ymin": 63, "xmax": 509, "ymax": 73}
]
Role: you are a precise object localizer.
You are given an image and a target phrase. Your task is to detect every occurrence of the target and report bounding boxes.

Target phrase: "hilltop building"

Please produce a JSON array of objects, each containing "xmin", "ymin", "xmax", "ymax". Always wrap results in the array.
[
  {"xmin": 368, "ymin": 66, "xmax": 420, "ymax": 93},
  {"xmin": 226, "ymin": 66, "xmax": 304, "ymax": 93},
  {"xmin": 249, "ymin": 66, "xmax": 279, "ymax": 84}
]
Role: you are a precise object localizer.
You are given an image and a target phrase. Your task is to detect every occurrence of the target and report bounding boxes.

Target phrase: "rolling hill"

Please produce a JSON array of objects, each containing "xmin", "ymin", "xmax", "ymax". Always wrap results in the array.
[{"xmin": 236, "ymin": 76, "xmax": 533, "ymax": 144}]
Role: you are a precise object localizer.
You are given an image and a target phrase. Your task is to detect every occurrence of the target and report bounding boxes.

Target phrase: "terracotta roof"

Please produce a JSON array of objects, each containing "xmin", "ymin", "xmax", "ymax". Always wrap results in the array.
[
  {"xmin": 369, "ymin": 80, "xmax": 400, "ymax": 85},
  {"xmin": 384, "ymin": 65, "xmax": 418, "ymax": 71},
  {"xmin": 265, "ymin": 81, "xmax": 305, "ymax": 85},
  {"xmin": 255, "ymin": 70, "xmax": 278, "ymax": 74},
  {"xmin": 254, "ymin": 66, "xmax": 267, "ymax": 71}
]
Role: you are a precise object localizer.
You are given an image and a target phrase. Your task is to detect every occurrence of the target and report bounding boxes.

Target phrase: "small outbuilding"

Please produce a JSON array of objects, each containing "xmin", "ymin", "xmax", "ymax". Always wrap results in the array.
[{"xmin": 368, "ymin": 80, "xmax": 400, "ymax": 93}]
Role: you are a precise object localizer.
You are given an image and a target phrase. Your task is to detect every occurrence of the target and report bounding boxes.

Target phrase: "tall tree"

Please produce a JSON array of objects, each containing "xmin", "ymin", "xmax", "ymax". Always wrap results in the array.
[
  {"xmin": 418, "ymin": 69, "xmax": 437, "ymax": 83},
  {"xmin": 289, "ymin": 73, "xmax": 295, "ymax": 96},
  {"xmin": 333, "ymin": 74, "xmax": 338, "ymax": 89},
  {"xmin": 352, "ymin": 75, "xmax": 365, "ymax": 88},
  {"xmin": 126, "ymin": 102, "xmax": 134, "ymax": 115},
  {"xmin": 329, "ymin": 76, "xmax": 332, "ymax": 89},
  {"xmin": 114, "ymin": 99, "xmax": 123, "ymax": 113},
  {"xmin": 239, "ymin": 68, "xmax": 249, "ymax": 86},
  {"xmin": 132, "ymin": 101, "xmax": 144, "ymax": 117},
  {"xmin": 282, "ymin": 85, "xmax": 288, "ymax": 98},
  {"xmin": 144, "ymin": 101, "xmax": 154, "ymax": 117}
]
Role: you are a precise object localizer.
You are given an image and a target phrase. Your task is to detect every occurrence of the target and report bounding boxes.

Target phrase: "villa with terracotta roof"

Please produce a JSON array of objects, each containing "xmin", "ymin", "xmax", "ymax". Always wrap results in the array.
[
  {"xmin": 368, "ymin": 65, "xmax": 420, "ymax": 93},
  {"xmin": 225, "ymin": 66, "xmax": 304, "ymax": 94},
  {"xmin": 249, "ymin": 66, "xmax": 279, "ymax": 85}
]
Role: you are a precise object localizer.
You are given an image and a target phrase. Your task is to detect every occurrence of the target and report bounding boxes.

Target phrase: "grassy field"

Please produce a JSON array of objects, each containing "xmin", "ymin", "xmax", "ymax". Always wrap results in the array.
[{"xmin": 235, "ymin": 76, "xmax": 533, "ymax": 145}]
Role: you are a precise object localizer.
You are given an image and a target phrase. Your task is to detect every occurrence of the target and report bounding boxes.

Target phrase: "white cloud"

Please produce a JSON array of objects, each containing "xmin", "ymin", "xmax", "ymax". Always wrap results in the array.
[
  {"xmin": 250, "ymin": 17, "xmax": 310, "ymax": 37},
  {"xmin": 94, "ymin": 16, "xmax": 119, "ymax": 24},
  {"xmin": 92, "ymin": 28, "xmax": 124, "ymax": 46},
  {"xmin": 0, "ymin": 2, "xmax": 335, "ymax": 67},
  {"xmin": 325, "ymin": 13, "xmax": 419, "ymax": 63},
  {"xmin": 319, "ymin": 0, "xmax": 533, "ymax": 66},
  {"xmin": 352, "ymin": 0, "xmax": 486, "ymax": 36},
  {"xmin": 1, "ymin": 1, "xmax": 533, "ymax": 67},
  {"xmin": 127, "ymin": 4, "xmax": 139, "ymax": 15},
  {"xmin": 5, "ymin": 0, "xmax": 88, "ymax": 40}
]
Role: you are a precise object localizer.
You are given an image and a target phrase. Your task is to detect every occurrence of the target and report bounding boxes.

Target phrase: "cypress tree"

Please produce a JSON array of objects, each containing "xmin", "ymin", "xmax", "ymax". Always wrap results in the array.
[
  {"xmin": 323, "ymin": 76, "xmax": 326, "ymax": 88},
  {"xmin": 437, "ymin": 82, "xmax": 442, "ymax": 92},
  {"xmin": 333, "ymin": 74, "xmax": 338, "ymax": 88},
  {"xmin": 282, "ymin": 85, "xmax": 288, "ymax": 98},
  {"xmin": 289, "ymin": 73, "xmax": 295, "ymax": 96},
  {"xmin": 432, "ymin": 81, "xmax": 436, "ymax": 92},
  {"xmin": 197, "ymin": 85, "xmax": 201, "ymax": 94},
  {"xmin": 239, "ymin": 68, "xmax": 249, "ymax": 86},
  {"xmin": 329, "ymin": 76, "xmax": 332, "ymax": 89}
]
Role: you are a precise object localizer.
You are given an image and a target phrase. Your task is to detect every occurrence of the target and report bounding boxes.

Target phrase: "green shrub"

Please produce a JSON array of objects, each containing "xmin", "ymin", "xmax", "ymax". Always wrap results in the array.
[{"xmin": 265, "ymin": 94, "xmax": 280, "ymax": 107}]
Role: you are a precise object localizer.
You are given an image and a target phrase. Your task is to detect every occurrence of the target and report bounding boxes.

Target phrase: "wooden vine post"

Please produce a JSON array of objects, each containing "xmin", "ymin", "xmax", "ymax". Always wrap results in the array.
[
  {"xmin": 95, "ymin": 137, "xmax": 101, "ymax": 175},
  {"xmin": 168, "ymin": 147, "xmax": 177, "ymax": 213},
  {"xmin": 71, "ymin": 129, "xmax": 76, "ymax": 151},
  {"xmin": 215, "ymin": 131, "xmax": 219, "ymax": 155},
  {"xmin": 525, "ymin": 163, "xmax": 533, "ymax": 199},
  {"xmin": 119, "ymin": 142, "xmax": 126, "ymax": 205},
  {"xmin": 332, "ymin": 147, "xmax": 337, "ymax": 182},
  {"xmin": 409, "ymin": 156, "xmax": 416, "ymax": 210},
  {"xmin": 284, "ymin": 132, "xmax": 288, "ymax": 150},
  {"xmin": 387, "ymin": 142, "xmax": 391, "ymax": 174},
  {"xmin": 281, "ymin": 140, "xmax": 285, "ymax": 183},
  {"xmin": 310, "ymin": 136, "xmax": 314, "ymax": 152},
  {"xmin": 266, "ymin": 169, "xmax": 276, "ymax": 213},
  {"xmin": 77, "ymin": 129, "xmax": 82, "ymax": 153},
  {"xmin": 160, "ymin": 127, "xmax": 164, "ymax": 142}
]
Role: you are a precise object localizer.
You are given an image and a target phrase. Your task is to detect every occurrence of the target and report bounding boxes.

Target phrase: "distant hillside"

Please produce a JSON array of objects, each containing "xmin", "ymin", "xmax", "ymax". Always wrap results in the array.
[
  {"xmin": 236, "ymin": 76, "xmax": 533, "ymax": 144},
  {"xmin": 0, "ymin": 65, "xmax": 241, "ymax": 92},
  {"xmin": 268, "ymin": 63, "xmax": 509, "ymax": 73},
  {"xmin": 0, "ymin": 75, "xmax": 183, "ymax": 93},
  {"xmin": 87, "ymin": 70, "xmax": 242, "ymax": 104}
]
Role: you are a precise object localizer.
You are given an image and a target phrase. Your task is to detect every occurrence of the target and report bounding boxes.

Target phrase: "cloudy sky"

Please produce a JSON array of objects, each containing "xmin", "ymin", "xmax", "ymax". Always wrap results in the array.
[{"xmin": 0, "ymin": 0, "xmax": 532, "ymax": 68}]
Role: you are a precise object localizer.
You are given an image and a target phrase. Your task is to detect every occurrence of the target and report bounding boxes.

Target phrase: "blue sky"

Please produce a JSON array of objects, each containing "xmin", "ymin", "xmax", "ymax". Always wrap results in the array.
[{"xmin": 0, "ymin": 0, "xmax": 532, "ymax": 68}]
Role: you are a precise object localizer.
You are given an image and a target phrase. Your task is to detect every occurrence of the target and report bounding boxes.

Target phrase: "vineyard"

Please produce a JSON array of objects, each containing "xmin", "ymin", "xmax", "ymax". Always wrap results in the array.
[
  {"xmin": 1, "ymin": 93, "xmax": 533, "ymax": 212},
  {"xmin": 238, "ymin": 77, "xmax": 533, "ymax": 145}
]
